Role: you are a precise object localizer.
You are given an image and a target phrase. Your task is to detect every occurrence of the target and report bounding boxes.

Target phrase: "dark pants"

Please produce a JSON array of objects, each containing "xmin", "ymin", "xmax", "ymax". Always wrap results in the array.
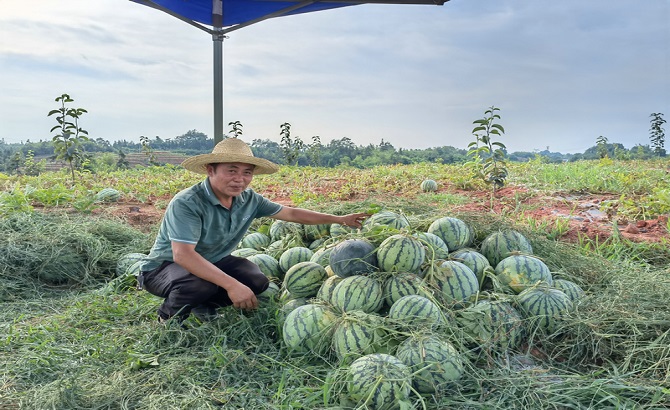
[{"xmin": 141, "ymin": 255, "xmax": 269, "ymax": 319}]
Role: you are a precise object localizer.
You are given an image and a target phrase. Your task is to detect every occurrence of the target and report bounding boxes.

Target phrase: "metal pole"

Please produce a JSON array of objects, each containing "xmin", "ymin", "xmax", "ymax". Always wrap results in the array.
[{"xmin": 213, "ymin": 0, "xmax": 224, "ymax": 145}]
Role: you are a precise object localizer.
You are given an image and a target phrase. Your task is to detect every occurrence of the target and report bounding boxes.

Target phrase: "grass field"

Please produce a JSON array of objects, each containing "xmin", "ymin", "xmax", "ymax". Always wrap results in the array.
[{"xmin": 1, "ymin": 159, "xmax": 669, "ymax": 409}]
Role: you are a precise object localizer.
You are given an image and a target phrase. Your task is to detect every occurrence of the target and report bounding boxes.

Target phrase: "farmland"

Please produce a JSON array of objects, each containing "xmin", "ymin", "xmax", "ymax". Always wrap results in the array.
[{"xmin": 1, "ymin": 158, "xmax": 669, "ymax": 409}]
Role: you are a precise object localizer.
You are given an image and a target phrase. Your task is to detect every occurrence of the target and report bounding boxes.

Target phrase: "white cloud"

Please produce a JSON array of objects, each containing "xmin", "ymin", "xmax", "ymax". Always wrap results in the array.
[{"xmin": 0, "ymin": 0, "xmax": 668, "ymax": 153}]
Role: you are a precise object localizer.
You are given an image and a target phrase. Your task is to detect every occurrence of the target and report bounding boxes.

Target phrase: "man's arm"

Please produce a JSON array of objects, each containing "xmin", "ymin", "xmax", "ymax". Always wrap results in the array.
[
  {"xmin": 272, "ymin": 207, "xmax": 369, "ymax": 229},
  {"xmin": 171, "ymin": 241, "xmax": 258, "ymax": 309}
]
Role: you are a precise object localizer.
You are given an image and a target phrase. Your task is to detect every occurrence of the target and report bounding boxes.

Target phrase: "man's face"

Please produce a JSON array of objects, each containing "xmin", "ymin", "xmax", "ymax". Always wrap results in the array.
[{"xmin": 207, "ymin": 162, "xmax": 255, "ymax": 199}]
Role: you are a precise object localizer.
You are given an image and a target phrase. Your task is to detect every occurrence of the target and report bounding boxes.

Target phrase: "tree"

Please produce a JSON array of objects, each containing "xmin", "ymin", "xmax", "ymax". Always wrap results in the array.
[
  {"xmin": 306, "ymin": 135, "xmax": 322, "ymax": 166},
  {"xmin": 48, "ymin": 93, "xmax": 89, "ymax": 183},
  {"xmin": 279, "ymin": 122, "xmax": 304, "ymax": 166},
  {"xmin": 649, "ymin": 112, "xmax": 666, "ymax": 157},
  {"xmin": 596, "ymin": 135, "xmax": 609, "ymax": 159},
  {"xmin": 467, "ymin": 106, "xmax": 509, "ymax": 194}
]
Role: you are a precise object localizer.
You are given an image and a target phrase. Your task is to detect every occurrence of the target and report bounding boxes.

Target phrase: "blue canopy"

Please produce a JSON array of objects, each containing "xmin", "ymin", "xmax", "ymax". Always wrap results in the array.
[{"xmin": 131, "ymin": 0, "xmax": 448, "ymax": 142}]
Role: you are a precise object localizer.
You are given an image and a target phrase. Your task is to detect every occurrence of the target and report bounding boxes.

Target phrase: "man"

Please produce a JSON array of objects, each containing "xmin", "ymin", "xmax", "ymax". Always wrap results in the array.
[{"xmin": 138, "ymin": 138, "xmax": 368, "ymax": 323}]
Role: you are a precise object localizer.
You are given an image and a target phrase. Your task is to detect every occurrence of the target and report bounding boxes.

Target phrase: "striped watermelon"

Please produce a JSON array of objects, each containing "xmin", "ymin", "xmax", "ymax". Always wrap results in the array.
[
  {"xmin": 388, "ymin": 294, "xmax": 445, "ymax": 330},
  {"xmin": 426, "ymin": 260, "xmax": 479, "ymax": 308},
  {"xmin": 494, "ymin": 255, "xmax": 553, "ymax": 294},
  {"xmin": 332, "ymin": 311, "xmax": 387, "ymax": 363},
  {"xmin": 480, "ymin": 230, "xmax": 533, "ymax": 266},
  {"xmin": 449, "ymin": 248, "xmax": 491, "ymax": 285},
  {"xmin": 278, "ymin": 296, "xmax": 309, "ymax": 324},
  {"xmin": 95, "ymin": 188, "xmax": 121, "ymax": 202},
  {"xmin": 382, "ymin": 272, "xmax": 428, "ymax": 307},
  {"xmin": 116, "ymin": 252, "xmax": 146, "ymax": 277},
  {"xmin": 308, "ymin": 238, "xmax": 327, "ymax": 251},
  {"xmin": 427, "ymin": 216, "xmax": 473, "ymax": 252},
  {"xmin": 257, "ymin": 281, "xmax": 280, "ymax": 303},
  {"xmin": 552, "ymin": 278, "xmax": 585, "ymax": 304},
  {"xmin": 278, "ymin": 246, "xmax": 314, "ymax": 273},
  {"xmin": 282, "ymin": 303, "xmax": 337, "ymax": 354},
  {"xmin": 457, "ymin": 300, "xmax": 526, "ymax": 351},
  {"xmin": 363, "ymin": 211, "xmax": 410, "ymax": 231},
  {"xmin": 310, "ymin": 246, "xmax": 335, "ymax": 267},
  {"xmin": 330, "ymin": 223, "xmax": 357, "ymax": 237},
  {"xmin": 517, "ymin": 286, "xmax": 572, "ymax": 334},
  {"xmin": 331, "ymin": 275, "xmax": 384, "ymax": 314},
  {"xmin": 395, "ymin": 334, "xmax": 464, "ymax": 393},
  {"xmin": 240, "ymin": 232, "xmax": 271, "ymax": 251},
  {"xmin": 316, "ymin": 275, "xmax": 343, "ymax": 305},
  {"xmin": 246, "ymin": 253, "xmax": 282, "ymax": 281},
  {"xmin": 376, "ymin": 234, "xmax": 426, "ymax": 273},
  {"xmin": 303, "ymin": 223, "xmax": 330, "ymax": 241},
  {"xmin": 414, "ymin": 232, "xmax": 450, "ymax": 260},
  {"xmin": 346, "ymin": 353, "xmax": 412, "ymax": 410},
  {"xmin": 420, "ymin": 179, "xmax": 438, "ymax": 192},
  {"xmin": 329, "ymin": 239, "xmax": 377, "ymax": 278},
  {"xmin": 283, "ymin": 261, "xmax": 328, "ymax": 298},
  {"xmin": 230, "ymin": 247, "xmax": 259, "ymax": 258},
  {"xmin": 270, "ymin": 220, "xmax": 304, "ymax": 241}
]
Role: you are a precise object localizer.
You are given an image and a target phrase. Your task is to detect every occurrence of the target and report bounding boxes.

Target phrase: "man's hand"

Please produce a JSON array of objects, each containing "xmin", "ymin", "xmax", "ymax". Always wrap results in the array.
[
  {"xmin": 227, "ymin": 282, "xmax": 259, "ymax": 310},
  {"xmin": 341, "ymin": 212, "xmax": 371, "ymax": 228}
]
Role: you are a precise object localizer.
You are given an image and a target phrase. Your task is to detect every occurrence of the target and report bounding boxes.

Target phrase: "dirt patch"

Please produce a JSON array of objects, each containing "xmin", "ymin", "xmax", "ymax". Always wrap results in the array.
[{"xmin": 99, "ymin": 185, "xmax": 668, "ymax": 243}]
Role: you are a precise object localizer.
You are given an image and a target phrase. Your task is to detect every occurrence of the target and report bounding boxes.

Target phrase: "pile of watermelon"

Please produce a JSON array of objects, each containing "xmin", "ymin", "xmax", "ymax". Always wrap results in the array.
[{"xmin": 233, "ymin": 211, "xmax": 585, "ymax": 408}]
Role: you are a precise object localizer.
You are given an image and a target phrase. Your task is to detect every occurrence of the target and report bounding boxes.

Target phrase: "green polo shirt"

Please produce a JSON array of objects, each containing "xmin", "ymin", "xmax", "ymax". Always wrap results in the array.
[{"xmin": 140, "ymin": 178, "xmax": 283, "ymax": 272}]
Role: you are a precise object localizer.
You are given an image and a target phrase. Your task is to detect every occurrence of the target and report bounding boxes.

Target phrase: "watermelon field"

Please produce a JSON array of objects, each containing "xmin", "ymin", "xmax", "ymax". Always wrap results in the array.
[{"xmin": 1, "ymin": 159, "xmax": 669, "ymax": 409}]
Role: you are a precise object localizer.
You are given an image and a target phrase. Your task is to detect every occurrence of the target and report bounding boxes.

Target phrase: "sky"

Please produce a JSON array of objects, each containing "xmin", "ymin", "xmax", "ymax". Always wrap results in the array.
[{"xmin": 0, "ymin": 0, "xmax": 668, "ymax": 154}]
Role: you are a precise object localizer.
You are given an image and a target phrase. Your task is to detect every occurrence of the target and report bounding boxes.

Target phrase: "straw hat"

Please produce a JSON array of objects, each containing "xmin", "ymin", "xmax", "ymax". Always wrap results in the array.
[{"xmin": 181, "ymin": 138, "xmax": 279, "ymax": 175}]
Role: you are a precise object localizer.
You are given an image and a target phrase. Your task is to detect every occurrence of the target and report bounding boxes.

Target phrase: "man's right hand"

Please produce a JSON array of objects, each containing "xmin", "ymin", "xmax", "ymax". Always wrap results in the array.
[{"xmin": 227, "ymin": 282, "xmax": 259, "ymax": 310}]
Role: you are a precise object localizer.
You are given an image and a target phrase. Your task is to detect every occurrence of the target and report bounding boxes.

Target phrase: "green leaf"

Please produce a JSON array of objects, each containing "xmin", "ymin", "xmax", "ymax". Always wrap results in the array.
[{"xmin": 492, "ymin": 124, "xmax": 505, "ymax": 133}]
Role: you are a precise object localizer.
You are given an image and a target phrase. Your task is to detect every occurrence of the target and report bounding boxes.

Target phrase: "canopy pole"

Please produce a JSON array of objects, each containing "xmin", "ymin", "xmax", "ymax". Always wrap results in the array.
[
  {"xmin": 213, "ymin": 30, "xmax": 225, "ymax": 144},
  {"xmin": 213, "ymin": 0, "xmax": 224, "ymax": 144}
]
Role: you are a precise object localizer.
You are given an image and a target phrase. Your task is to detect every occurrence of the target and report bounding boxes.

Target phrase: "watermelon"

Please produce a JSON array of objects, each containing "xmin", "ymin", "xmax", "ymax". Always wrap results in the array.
[
  {"xmin": 480, "ymin": 230, "xmax": 533, "ymax": 267},
  {"xmin": 269, "ymin": 220, "xmax": 304, "ymax": 241},
  {"xmin": 494, "ymin": 255, "xmax": 553, "ymax": 294},
  {"xmin": 240, "ymin": 232, "xmax": 271, "ymax": 251},
  {"xmin": 332, "ymin": 311, "xmax": 387, "ymax": 363},
  {"xmin": 330, "ymin": 223, "xmax": 357, "ymax": 237},
  {"xmin": 303, "ymin": 223, "xmax": 330, "ymax": 241},
  {"xmin": 427, "ymin": 216, "xmax": 473, "ymax": 252},
  {"xmin": 246, "ymin": 253, "xmax": 282, "ymax": 281},
  {"xmin": 95, "ymin": 188, "xmax": 121, "ymax": 202},
  {"xmin": 426, "ymin": 260, "xmax": 479, "ymax": 308},
  {"xmin": 310, "ymin": 245, "xmax": 335, "ymax": 267},
  {"xmin": 282, "ymin": 304, "xmax": 337, "ymax": 354},
  {"xmin": 316, "ymin": 275, "xmax": 343, "ymax": 306},
  {"xmin": 363, "ymin": 211, "xmax": 410, "ymax": 231},
  {"xmin": 456, "ymin": 300, "xmax": 526, "ymax": 351},
  {"xmin": 376, "ymin": 234, "xmax": 426, "ymax": 273},
  {"xmin": 278, "ymin": 246, "xmax": 314, "ymax": 273},
  {"xmin": 346, "ymin": 353, "xmax": 412, "ymax": 410},
  {"xmin": 382, "ymin": 272, "xmax": 428, "ymax": 307},
  {"xmin": 414, "ymin": 232, "xmax": 450, "ymax": 260},
  {"xmin": 449, "ymin": 248, "xmax": 491, "ymax": 285},
  {"xmin": 283, "ymin": 261, "xmax": 328, "ymax": 298},
  {"xmin": 230, "ymin": 247, "xmax": 259, "ymax": 258},
  {"xmin": 420, "ymin": 179, "xmax": 438, "ymax": 192},
  {"xmin": 308, "ymin": 238, "xmax": 327, "ymax": 251},
  {"xmin": 331, "ymin": 275, "xmax": 384, "ymax": 314},
  {"xmin": 388, "ymin": 294, "xmax": 445, "ymax": 330},
  {"xmin": 395, "ymin": 334, "xmax": 464, "ymax": 393},
  {"xmin": 116, "ymin": 252, "xmax": 146, "ymax": 277},
  {"xmin": 552, "ymin": 278, "xmax": 585, "ymax": 304},
  {"xmin": 329, "ymin": 239, "xmax": 377, "ymax": 278},
  {"xmin": 278, "ymin": 297, "xmax": 309, "ymax": 324},
  {"xmin": 518, "ymin": 286, "xmax": 572, "ymax": 334},
  {"xmin": 257, "ymin": 281, "xmax": 280, "ymax": 303}
]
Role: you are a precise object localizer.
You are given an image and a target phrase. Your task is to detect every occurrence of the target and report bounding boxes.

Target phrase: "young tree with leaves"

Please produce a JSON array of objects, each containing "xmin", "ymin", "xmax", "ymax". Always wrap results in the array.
[
  {"xmin": 649, "ymin": 112, "xmax": 666, "ymax": 157},
  {"xmin": 279, "ymin": 122, "xmax": 304, "ymax": 166},
  {"xmin": 48, "ymin": 93, "xmax": 89, "ymax": 183},
  {"xmin": 467, "ymin": 106, "xmax": 508, "ymax": 194},
  {"xmin": 596, "ymin": 135, "xmax": 609, "ymax": 159}
]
